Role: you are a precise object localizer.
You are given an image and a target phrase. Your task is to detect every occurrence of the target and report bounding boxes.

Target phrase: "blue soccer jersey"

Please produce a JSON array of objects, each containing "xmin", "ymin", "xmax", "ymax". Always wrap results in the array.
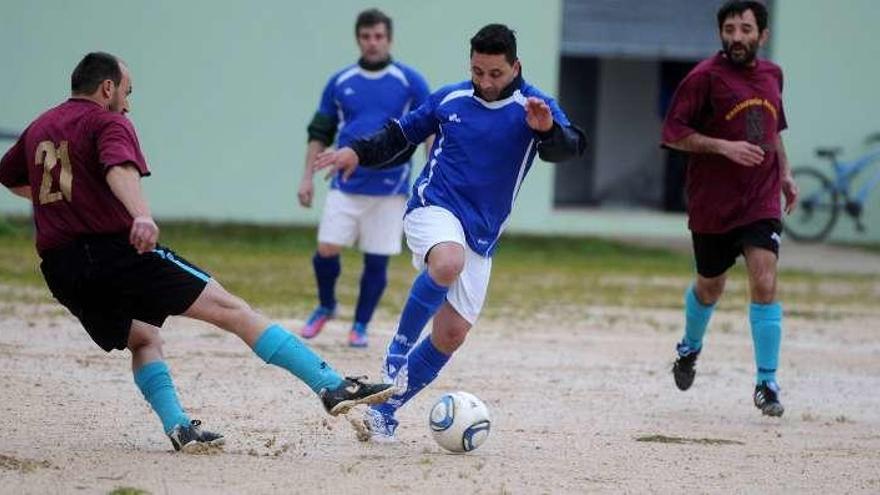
[
  {"xmin": 317, "ymin": 61, "xmax": 430, "ymax": 196},
  {"xmin": 396, "ymin": 79, "xmax": 571, "ymax": 256}
]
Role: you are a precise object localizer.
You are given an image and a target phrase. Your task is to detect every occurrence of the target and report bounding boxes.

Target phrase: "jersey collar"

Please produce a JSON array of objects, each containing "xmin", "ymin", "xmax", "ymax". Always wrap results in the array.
[
  {"xmin": 358, "ymin": 56, "xmax": 392, "ymax": 72},
  {"xmin": 471, "ymin": 73, "xmax": 525, "ymax": 107},
  {"xmin": 472, "ymin": 72, "xmax": 524, "ymax": 103}
]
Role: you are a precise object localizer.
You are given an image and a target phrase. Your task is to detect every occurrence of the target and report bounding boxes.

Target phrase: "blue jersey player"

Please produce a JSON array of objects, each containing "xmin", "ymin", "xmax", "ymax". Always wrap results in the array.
[
  {"xmin": 298, "ymin": 9, "xmax": 431, "ymax": 348},
  {"xmin": 315, "ymin": 24, "xmax": 585, "ymax": 441}
]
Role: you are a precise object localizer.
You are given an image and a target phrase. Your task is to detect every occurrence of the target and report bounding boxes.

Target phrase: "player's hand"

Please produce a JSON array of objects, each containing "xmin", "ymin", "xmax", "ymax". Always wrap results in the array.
[
  {"xmin": 781, "ymin": 171, "xmax": 799, "ymax": 214},
  {"xmin": 297, "ymin": 178, "xmax": 314, "ymax": 208},
  {"xmin": 525, "ymin": 97, "xmax": 554, "ymax": 133},
  {"xmin": 722, "ymin": 141, "xmax": 765, "ymax": 167},
  {"xmin": 314, "ymin": 147, "xmax": 359, "ymax": 182},
  {"xmin": 130, "ymin": 215, "xmax": 159, "ymax": 254}
]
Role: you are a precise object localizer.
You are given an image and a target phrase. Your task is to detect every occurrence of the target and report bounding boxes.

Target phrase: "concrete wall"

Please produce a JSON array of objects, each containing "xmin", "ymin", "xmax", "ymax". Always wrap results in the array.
[
  {"xmin": 0, "ymin": 0, "xmax": 565, "ymax": 230},
  {"xmin": 773, "ymin": 0, "xmax": 880, "ymax": 242},
  {"xmin": 5, "ymin": 1, "xmax": 876, "ymax": 244}
]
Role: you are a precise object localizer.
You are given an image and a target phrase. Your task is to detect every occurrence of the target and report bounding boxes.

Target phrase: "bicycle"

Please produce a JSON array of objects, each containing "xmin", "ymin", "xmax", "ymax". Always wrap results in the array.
[{"xmin": 784, "ymin": 133, "xmax": 880, "ymax": 242}]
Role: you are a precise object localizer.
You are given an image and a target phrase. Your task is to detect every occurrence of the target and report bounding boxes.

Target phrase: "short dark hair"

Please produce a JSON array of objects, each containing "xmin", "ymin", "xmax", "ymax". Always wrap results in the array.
[
  {"xmin": 470, "ymin": 24, "xmax": 517, "ymax": 64},
  {"xmin": 717, "ymin": 1, "xmax": 769, "ymax": 32},
  {"xmin": 71, "ymin": 52, "xmax": 122, "ymax": 95},
  {"xmin": 355, "ymin": 8, "xmax": 392, "ymax": 39}
]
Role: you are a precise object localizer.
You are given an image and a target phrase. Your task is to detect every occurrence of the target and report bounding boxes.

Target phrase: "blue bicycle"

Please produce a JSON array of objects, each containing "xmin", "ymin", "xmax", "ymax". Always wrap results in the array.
[{"xmin": 784, "ymin": 133, "xmax": 880, "ymax": 242}]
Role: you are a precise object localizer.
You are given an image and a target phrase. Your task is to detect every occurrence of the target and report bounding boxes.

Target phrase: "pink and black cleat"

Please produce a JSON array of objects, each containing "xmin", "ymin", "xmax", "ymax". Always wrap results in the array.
[
  {"xmin": 301, "ymin": 306, "xmax": 335, "ymax": 339},
  {"xmin": 348, "ymin": 322, "xmax": 368, "ymax": 348}
]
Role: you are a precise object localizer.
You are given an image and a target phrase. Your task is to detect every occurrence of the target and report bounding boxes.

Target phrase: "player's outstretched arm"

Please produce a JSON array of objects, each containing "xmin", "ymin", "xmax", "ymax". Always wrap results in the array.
[
  {"xmin": 350, "ymin": 121, "xmax": 417, "ymax": 169},
  {"xmin": 314, "ymin": 147, "xmax": 359, "ymax": 182},
  {"xmin": 314, "ymin": 121, "xmax": 417, "ymax": 182},
  {"xmin": 527, "ymin": 98, "xmax": 586, "ymax": 162},
  {"xmin": 106, "ymin": 164, "xmax": 159, "ymax": 254}
]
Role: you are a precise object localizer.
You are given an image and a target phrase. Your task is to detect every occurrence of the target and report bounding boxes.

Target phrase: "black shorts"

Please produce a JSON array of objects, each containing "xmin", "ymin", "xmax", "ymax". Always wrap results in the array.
[
  {"xmin": 691, "ymin": 219, "xmax": 782, "ymax": 278},
  {"xmin": 40, "ymin": 234, "xmax": 210, "ymax": 352}
]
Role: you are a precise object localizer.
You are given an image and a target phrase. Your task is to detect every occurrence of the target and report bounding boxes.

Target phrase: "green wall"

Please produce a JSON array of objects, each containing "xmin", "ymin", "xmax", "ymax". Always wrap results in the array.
[
  {"xmin": 774, "ymin": 0, "xmax": 880, "ymax": 242},
  {"xmin": 0, "ymin": 0, "xmax": 564, "ymax": 231},
  {"xmin": 7, "ymin": 1, "xmax": 875, "ymax": 244}
]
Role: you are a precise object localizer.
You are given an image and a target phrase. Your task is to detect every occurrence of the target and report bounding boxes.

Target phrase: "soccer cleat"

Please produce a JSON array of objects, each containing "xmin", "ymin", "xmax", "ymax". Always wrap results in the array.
[
  {"xmin": 301, "ymin": 306, "xmax": 335, "ymax": 339},
  {"xmin": 672, "ymin": 341, "xmax": 701, "ymax": 391},
  {"xmin": 350, "ymin": 407, "xmax": 399, "ymax": 443},
  {"xmin": 753, "ymin": 381, "xmax": 785, "ymax": 417},
  {"xmin": 381, "ymin": 353, "xmax": 408, "ymax": 394},
  {"xmin": 319, "ymin": 376, "xmax": 395, "ymax": 416},
  {"xmin": 348, "ymin": 322, "xmax": 368, "ymax": 348},
  {"xmin": 167, "ymin": 420, "xmax": 225, "ymax": 453}
]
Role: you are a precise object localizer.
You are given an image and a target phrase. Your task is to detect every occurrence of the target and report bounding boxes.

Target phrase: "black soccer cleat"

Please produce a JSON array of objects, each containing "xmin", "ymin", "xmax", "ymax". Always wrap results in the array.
[
  {"xmin": 168, "ymin": 419, "xmax": 225, "ymax": 453},
  {"xmin": 320, "ymin": 376, "xmax": 395, "ymax": 416},
  {"xmin": 672, "ymin": 342, "xmax": 701, "ymax": 391},
  {"xmin": 753, "ymin": 381, "xmax": 785, "ymax": 417}
]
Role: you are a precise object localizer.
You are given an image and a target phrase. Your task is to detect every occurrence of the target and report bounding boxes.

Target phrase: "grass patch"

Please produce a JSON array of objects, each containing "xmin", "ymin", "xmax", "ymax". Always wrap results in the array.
[
  {"xmin": 0, "ymin": 216, "xmax": 16, "ymax": 236},
  {"xmin": 0, "ymin": 218, "xmax": 876, "ymax": 320},
  {"xmin": 108, "ymin": 488, "xmax": 150, "ymax": 495},
  {"xmin": 0, "ymin": 453, "xmax": 52, "ymax": 472},
  {"xmin": 852, "ymin": 243, "xmax": 880, "ymax": 254}
]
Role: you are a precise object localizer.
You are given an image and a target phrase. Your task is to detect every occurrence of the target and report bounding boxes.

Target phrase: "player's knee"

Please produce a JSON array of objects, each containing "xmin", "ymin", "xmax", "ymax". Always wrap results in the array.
[
  {"xmin": 751, "ymin": 275, "xmax": 776, "ymax": 304},
  {"xmin": 128, "ymin": 324, "xmax": 163, "ymax": 351},
  {"xmin": 317, "ymin": 243, "xmax": 342, "ymax": 258},
  {"xmin": 428, "ymin": 250, "xmax": 465, "ymax": 285},
  {"xmin": 430, "ymin": 262, "xmax": 462, "ymax": 285},
  {"xmin": 696, "ymin": 278, "xmax": 725, "ymax": 304}
]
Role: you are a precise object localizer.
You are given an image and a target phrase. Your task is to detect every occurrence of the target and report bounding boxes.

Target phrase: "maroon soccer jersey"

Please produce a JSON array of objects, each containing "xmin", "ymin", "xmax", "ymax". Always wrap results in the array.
[
  {"xmin": 0, "ymin": 98, "xmax": 149, "ymax": 254},
  {"xmin": 662, "ymin": 52, "xmax": 787, "ymax": 233}
]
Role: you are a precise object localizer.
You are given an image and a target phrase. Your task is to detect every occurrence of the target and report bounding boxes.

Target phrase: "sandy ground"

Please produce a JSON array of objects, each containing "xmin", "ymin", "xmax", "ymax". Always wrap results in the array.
[{"xmin": 1, "ymin": 282, "xmax": 880, "ymax": 494}]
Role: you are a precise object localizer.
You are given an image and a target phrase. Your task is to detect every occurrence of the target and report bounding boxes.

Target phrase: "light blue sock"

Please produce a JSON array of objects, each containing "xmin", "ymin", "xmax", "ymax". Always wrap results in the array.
[
  {"xmin": 253, "ymin": 324, "xmax": 343, "ymax": 393},
  {"xmin": 682, "ymin": 285, "xmax": 715, "ymax": 351},
  {"xmin": 387, "ymin": 271, "xmax": 449, "ymax": 357},
  {"xmin": 133, "ymin": 361, "xmax": 191, "ymax": 434},
  {"xmin": 374, "ymin": 336, "xmax": 450, "ymax": 419},
  {"xmin": 750, "ymin": 302, "xmax": 782, "ymax": 384}
]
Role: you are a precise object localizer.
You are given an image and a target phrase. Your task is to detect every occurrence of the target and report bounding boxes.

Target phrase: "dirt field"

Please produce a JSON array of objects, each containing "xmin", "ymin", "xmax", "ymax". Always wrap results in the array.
[{"xmin": 1, "ymin": 273, "xmax": 879, "ymax": 495}]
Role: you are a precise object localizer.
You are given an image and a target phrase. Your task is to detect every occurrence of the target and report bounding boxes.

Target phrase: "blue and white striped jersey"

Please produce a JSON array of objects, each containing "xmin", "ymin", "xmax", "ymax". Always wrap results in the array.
[
  {"xmin": 397, "ymin": 79, "xmax": 571, "ymax": 256},
  {"xmin": 318, "ymin": 61, "xmax": 430, "ymax": 196}
]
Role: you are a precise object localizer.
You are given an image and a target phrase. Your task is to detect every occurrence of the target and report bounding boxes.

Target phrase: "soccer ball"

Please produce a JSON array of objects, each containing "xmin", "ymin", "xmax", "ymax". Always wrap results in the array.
[{"xmin": 428, "ymin": 391, "xmax": 491, "ymax": 453}]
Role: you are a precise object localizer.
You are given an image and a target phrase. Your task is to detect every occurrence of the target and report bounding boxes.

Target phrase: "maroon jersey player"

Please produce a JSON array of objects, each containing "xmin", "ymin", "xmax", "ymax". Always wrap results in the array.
[
  {"xmin": 661, "ymin": 1, "xmax": 798, "ymax": 417},
  {"xmin": 0, "ymin": 52, "xmax": 392, "ymax": 452}
]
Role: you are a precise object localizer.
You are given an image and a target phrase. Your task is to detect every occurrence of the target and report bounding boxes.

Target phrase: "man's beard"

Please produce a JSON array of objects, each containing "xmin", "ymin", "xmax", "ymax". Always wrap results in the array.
[{"xmin": 722, "ymin": 40, "xmax": 759, "ymax": 65}]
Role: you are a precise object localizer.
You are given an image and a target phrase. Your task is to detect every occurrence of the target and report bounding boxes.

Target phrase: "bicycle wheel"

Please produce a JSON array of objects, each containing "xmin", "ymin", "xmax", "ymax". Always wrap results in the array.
[{"xmin": 784, "ymin": 167, "xmax": 838, "ymax": 242}]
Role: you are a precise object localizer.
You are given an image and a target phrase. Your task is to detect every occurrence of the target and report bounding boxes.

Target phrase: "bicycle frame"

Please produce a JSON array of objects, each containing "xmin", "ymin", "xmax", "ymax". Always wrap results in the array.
[{"xmin": 829, "ymin": 148, "xmax": 880, "ymax": 204}]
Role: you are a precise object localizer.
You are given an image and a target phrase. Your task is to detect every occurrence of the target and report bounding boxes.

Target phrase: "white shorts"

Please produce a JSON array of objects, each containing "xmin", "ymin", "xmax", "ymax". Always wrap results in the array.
[
  {"xmin": 404, "ymin": 206, "xmax": 492, "ymax": 325},
  {"xmin": 317, "ymin": 189, "xmax": 406, "ymax": 255}
]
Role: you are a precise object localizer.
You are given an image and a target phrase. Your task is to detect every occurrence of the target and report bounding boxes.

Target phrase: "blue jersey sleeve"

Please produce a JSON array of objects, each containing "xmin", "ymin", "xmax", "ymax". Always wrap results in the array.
[
  {"xmin": 317, "ymin": 76, "xmax": 339, "ymax": 119},
  {"xmin": 307, "ymin": 75, "xmax": 342, "ymax": 145},
  {"xmin": 408, "ymin": 69, "xmax": 431, "ymax": 110},
  {"xmin": 398, "ymin": 90, "xmax": 441, "ymax": 144}
]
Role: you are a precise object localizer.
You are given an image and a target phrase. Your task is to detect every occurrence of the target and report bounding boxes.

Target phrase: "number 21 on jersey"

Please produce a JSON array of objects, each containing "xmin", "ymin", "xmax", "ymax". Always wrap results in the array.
[{"xmin": 35, "ymin": 140, "xmax": 72, "ymax": 204}]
